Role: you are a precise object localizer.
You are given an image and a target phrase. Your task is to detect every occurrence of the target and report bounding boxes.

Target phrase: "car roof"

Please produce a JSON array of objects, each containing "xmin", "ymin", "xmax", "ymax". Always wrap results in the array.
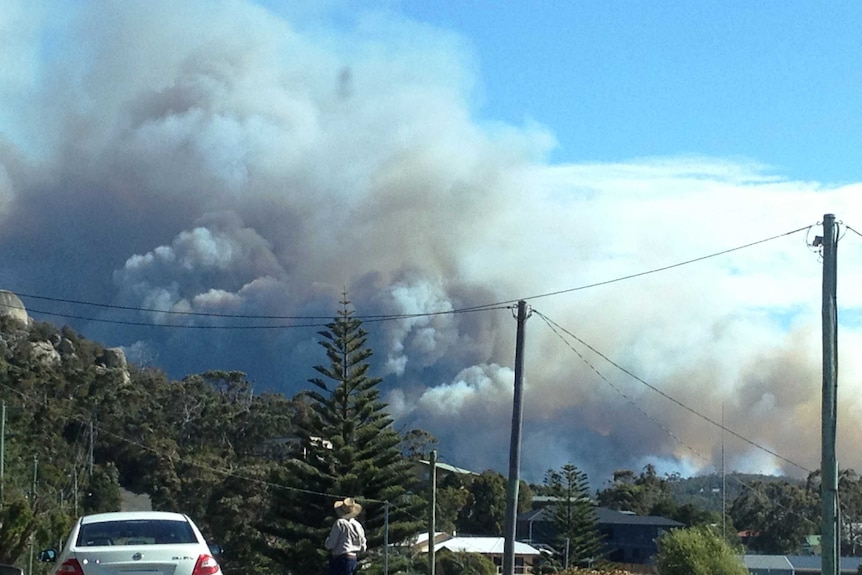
[{"xmin": 79, "ymin": 511, "xmax": 190, "ymax": 524}]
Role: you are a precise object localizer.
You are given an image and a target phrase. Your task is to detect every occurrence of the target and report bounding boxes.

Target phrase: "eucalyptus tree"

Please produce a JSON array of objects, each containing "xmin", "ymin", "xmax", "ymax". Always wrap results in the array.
[
  {"xmin": 729, "ymin": 479, "xmax": 818, "ymax": 554},
  {"xmin": 597, "ymin": 464, "xmax": 674, "ymax": 516},
  {"xmin": 457, "ymin": 470, "xmax": 508, "ymax": 536}
]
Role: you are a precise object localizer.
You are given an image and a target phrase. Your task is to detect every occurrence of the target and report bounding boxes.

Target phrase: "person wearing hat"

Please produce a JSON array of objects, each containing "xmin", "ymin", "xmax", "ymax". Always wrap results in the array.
[{"xmin": 325, "ymin": 497, "xmax": 367, "ymax": 575}]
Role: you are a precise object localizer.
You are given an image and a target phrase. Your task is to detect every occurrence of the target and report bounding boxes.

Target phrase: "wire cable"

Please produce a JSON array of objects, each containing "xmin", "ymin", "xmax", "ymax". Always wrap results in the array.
[
  {"xmin": 533, "ymin": 310, "xmax": 823, "ymax": 526},
  {"xmin": 12, "ymin": 292, "xmax": 510, "ymax": 322},
  {"xmin": 5, "ymin": 301, "xmax": 512, "ymax": 330},
  {"xmin": 533, "ymin": 309, "xmax": 813, "ymax": 474},
  {"xmin": 512, "ymin": 225, "xmax": 813, "ymax": 305},
  {"xmin": 5, "ymin": 224, "xmax": 812, "ymax": 330},
  {"xmin": 533, "ymin": 310, "xmax": 714, "ymax": 470},
  {"xmin": 846, "ymin": 225, "xmax": 862, "ymax": 239}
]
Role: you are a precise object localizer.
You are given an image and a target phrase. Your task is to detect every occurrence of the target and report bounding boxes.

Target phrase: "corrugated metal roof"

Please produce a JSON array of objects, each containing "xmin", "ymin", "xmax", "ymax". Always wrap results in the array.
[
  {"xmin": 417, "ymin": 460, "xmax": 479, "ymax": 475},
  {"xmin": 742, "ymin": 554, "xmax": 794, "ymax": 571},
  {"xmin": 788, "ymin": 554, "xmax": 862, "ymax": 573},
  {"xmin": 435, "ymin": 537, "xmax": 541, "ymax": 556},
  {"xmin": 741, "ymin": 554, "xmax": 862, "ymax": 574}
]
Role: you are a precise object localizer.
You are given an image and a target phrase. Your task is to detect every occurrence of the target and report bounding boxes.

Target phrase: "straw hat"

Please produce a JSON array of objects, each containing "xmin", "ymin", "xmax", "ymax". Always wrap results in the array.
[{"xmin": 334, "ymin": 497, "xmax": 362, "ymax": 519}]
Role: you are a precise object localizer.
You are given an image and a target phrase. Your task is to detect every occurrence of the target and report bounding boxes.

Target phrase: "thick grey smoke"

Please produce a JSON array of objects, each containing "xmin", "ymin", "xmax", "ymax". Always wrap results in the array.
[{"xmin": 1, "ymin": 0, "xmax": 861, "ymax": 485}]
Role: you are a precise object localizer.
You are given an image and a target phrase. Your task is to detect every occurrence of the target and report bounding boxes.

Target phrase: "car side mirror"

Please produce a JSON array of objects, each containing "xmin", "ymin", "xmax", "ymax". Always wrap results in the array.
[{"xmin": 37, "ymin": 549, "xmax": 56, "ymax": 563}]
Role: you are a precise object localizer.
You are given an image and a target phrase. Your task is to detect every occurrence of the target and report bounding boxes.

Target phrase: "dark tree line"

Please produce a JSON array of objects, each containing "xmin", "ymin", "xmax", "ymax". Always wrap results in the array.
[
  {"xmin": 0, "ymin": 301, "xmax": 430, "ymax": 574},
  {"xmin": 0, "ymin": 300, "xmax": 538, "ymax": 574},
  {"xmin": 3, "ymin": 305, "xmax": 860, "ymax": 573}
]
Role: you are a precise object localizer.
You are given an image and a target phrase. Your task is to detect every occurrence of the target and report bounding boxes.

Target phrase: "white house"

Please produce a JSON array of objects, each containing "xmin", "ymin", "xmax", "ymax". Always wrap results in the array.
[{"xmin": 433, "ymin": 536, "xmax": 543, "ymax": 574}]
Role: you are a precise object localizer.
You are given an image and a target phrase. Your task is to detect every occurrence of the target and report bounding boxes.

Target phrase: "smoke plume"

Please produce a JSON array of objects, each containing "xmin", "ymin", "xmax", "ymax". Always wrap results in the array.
[{"xmin": 1, "ymin": 0, "xmax": 860, "ymax": 485}]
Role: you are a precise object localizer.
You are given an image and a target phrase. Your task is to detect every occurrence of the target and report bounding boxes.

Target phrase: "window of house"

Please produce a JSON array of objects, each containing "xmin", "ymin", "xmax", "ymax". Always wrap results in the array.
[{"xmin": 514, "ymin": 556, "xmax": 525, "ymax": 574}]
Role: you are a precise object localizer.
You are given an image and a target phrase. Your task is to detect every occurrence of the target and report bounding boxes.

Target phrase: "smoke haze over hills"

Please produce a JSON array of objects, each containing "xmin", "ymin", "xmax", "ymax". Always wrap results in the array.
[{"xmin": 1, "ymin": 0, "xmax": 861, "ymax": 486}]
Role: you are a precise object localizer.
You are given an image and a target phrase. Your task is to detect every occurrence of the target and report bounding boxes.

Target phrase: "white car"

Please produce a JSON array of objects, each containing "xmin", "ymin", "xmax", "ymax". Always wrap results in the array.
[{"xmin": 41, "ymin": 511, "xmax": 222, "ymax": 575}]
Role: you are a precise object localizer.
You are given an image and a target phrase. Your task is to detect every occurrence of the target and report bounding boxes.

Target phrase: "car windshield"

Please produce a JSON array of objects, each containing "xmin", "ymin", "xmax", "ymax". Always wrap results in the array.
[{"xmin": 77, "ymin": 519, "xmax": 197, "ymax": 546}]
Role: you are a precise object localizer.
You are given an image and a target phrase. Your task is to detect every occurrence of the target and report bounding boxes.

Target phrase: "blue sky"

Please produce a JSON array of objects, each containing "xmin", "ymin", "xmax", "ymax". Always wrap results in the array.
[
  {"xmin": 394, "ymin": 2, "xmax": 862, "ymax": 183},
  {"xmin": 1, "ymin": 0, "xmax": 861, "ymax": 484}
]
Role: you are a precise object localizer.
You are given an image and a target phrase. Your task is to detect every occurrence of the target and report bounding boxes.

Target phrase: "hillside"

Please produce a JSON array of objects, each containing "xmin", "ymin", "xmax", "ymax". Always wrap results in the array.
[{"xmin": 668, "ymin": 471, "xmax": 805, "ymax": 513}]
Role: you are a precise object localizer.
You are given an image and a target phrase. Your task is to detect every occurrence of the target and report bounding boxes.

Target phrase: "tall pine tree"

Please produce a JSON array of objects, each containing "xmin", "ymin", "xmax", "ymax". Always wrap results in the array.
[
  {"xmin": 263, "ymin": 295, "xmax": 423, "ymax": 574},
  {"xmin": 544, "ymin": 463, "xmax": 603, "ymax": 568}
]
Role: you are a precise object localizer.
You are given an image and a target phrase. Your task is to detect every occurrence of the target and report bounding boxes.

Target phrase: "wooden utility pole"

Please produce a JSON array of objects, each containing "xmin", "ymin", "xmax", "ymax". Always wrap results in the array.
[
  {"xmin": 429, "ymin": 449, "xmax": 437, "ymax": 575},
  {"xmin": 821, "ymin": 213, "xmax": 839, "ymax": 575},
  {"xmin": 503, "ymin": 300, "xmax": 528, "ymax": 575}
]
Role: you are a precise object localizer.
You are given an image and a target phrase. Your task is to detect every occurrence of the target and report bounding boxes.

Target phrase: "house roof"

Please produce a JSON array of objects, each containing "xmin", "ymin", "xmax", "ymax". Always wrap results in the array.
[
  {"xmin": 594, "ymin": 507, "xmax": 683, "ymax": 527},
  {"xmin": 741, "ymin": 555, "xmax": 862, "ymax": 574},
  {"xmin": 519, "ymin": 506, "xmax": 683, "ymax": 528},
  {"xmin": 410, "ymin": 532, "xmax": 450, "ymax": 546},
  {"xmin": 435, "ymin": 537, "xmax": 541, "ymax": 556},
  {"xmin": 742, "ymin": 555, "xmax": 793, "ymax": 571},
  {"xmin": 416, "ymin": 460, "xmax": 479, "ymax": 475},
  {"xmin": 788, "ymin": 554, "xmax": 862, "ymax": 573}
]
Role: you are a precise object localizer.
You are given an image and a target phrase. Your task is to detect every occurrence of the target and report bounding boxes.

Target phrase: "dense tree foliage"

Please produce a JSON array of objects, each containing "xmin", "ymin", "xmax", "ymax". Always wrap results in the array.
[
  {"xmin": 0, "ymin": 318, "xmax": 124, "ymax": 566},
  {"xmin": 655, "ymin": 526, "xmax": 748, "ymax": 575},
  {"xmin": 433, "ymin": 548, "xmax": 497, "ymax": 575},
  {"xmin": 457, "ymin": 470, "xmax": 507, "ymax": 536},
  {"xmin": 728, "ymin": 477, "xmax": 818, "ymax": 554},
  {"xmin": 838, "ymin": 469, "xmax": 862, "ymax": 555},
  {"xmin": 597, "ymin": 465, "xmax": 673, "ymax": 516},
  {"xmin": 436, "ymin": 472, "xmax": 472, "ymax": 534},
  {"xmin": 0, "ymin": 309, "xmax": 422, "ymax": 574},
  {"xmin": 259, "ymin": 296, "xmax": 424, "ymax": 574},
  {"xmin": 596, "ymin": 465, "xmax": 726, "ymax": 532},
  {"xmin": 7, "ymin": 309, "xmax": 862, "ymax": 571}
]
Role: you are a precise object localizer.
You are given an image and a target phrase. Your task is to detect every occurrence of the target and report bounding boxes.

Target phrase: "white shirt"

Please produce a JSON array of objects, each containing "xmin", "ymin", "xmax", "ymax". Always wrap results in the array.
[{"xmin": 325, "ymin": 517, "xmax": 367, "ymax": 556}]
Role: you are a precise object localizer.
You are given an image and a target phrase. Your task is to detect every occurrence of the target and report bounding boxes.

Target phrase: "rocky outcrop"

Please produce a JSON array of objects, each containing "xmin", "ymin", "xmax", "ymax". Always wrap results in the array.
[
  {"xmin": 95, "ymin": 347, "xmax": 130, "ymax": 384},
  {"xmin": 30, "ymin": 341, "xmax": 61, "ymax": 367},
  {"xmin": 56, "ymin": 337, "xmax": 76, "ymax": 356},
  {"xmin": 0, "ymin": 289, "xmax": 132, "ymax": 384},
  {"xmin": 0, "ymin": 290, "xmax": 28, "ymax": 326},
  {"xmin": 97, "ymin": 347, "xmax": 128, "ymax": 370}
]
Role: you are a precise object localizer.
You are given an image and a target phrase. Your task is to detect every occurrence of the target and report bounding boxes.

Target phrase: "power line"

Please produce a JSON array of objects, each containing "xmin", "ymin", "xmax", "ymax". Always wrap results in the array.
[
  {"xmin": 534, "ymin": 310, "xmax": 712, "ymax": 469},
  {"xmin": 533, "ymin": 309, "xmax": 813, "ymax": 475},
  {"xmin": 19, "ymin": 306, "xmax": 332, "ymax": 330},
  {"xmin": 5, "ymin": 303, "xmax": 512, "ymax": 330},
  {"xmin": 7, "ymin": 224, "xmax": 812, "ymax": 330},
  {"xmin": 512, "ymin": 225, "xmax": 812, "ymax": 304},
  {"xmin": 16, "ymin": 292, "xmax": 337, "ymax": 320},
  {"xmin": 846, "ymin": 225, "xmax": 862, "ymax": 239},
  {"xmin": 14, "ymin": 291, "xmax": 516, "ymax": 321},
  {"xmin": 531, "ymin": 311, "xmax": 822, "ymax": 542}
]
